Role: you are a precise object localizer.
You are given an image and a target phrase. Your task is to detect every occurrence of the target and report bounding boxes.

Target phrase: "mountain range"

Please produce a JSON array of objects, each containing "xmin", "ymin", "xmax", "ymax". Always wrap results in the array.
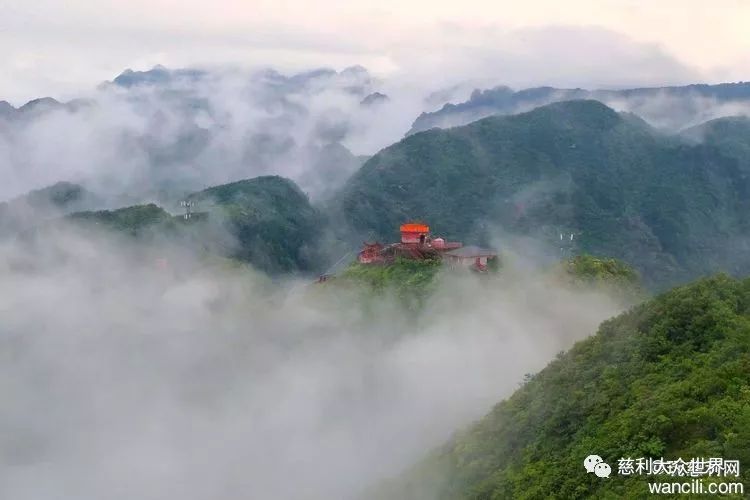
[
  {"xmin": 5, "ymin": 89, "xmax": 750, "ymax": 288},
  {"xmin": 408, "ymin": 81, "xmax": 750, "ymax": 135}
]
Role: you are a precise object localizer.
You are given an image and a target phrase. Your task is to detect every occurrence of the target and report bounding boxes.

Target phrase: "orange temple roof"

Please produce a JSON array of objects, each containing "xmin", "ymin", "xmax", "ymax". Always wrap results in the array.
[{"xmin": 400, "ymin": 222, "xmax": 430, "ymax": 233}]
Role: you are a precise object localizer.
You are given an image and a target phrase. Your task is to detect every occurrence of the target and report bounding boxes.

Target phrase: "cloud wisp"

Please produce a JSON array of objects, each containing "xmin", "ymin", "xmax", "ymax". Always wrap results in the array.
[{"xmin": 0, "ymin": 65, "xmax": 430, "ymax": 203}]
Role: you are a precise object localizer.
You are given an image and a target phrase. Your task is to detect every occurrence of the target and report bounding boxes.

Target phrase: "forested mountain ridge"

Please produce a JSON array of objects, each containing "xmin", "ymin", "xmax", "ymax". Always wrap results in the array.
[
  {"xmin": 372, "ymin": 274, "xmax": 750, "ymax": 499},
  {"xmin": 7, "ymin": 101, "xmax": 750, "ymax": 287},
  {"xmin": 335, "ymin": 100, "xmax": 750, "ymax": 289}
]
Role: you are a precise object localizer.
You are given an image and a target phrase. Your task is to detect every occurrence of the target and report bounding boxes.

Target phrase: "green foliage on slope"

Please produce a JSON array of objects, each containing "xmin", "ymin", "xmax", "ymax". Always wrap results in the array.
[
  {"xmin": 187, "ymin": 175, "xmax": 323, "ymax": 273},
  {"xmin": 336, "ymin": 100, "xmax": 750, "ymax": 289},
  {"xmin": 337, "ymin": 254, "xmax": 635, "ymax": 312},
  {"xmin": 340, "ymin": 258, "xmax": 443, "ymax": 309},
  {"xmin": 380, "ymin": 275, "xmax": 750, "ymax": 499},
  {"xmin": 562, "ymin": 255, "xmax": 639, "ymax": 284},
  {"xmin": 59, "ymin": 176, "xmax": 323, "ymax": 274},
  {"xmin": 683, "ymin": 116, "xmax": 750, "ymax": 169},
  {"xmin": 556, "ymin": 255, "xmax": 645, "ymax": 304},
  {"xmin": 66, "ymin": 203, "xmax": 172, "ymax": 235}
]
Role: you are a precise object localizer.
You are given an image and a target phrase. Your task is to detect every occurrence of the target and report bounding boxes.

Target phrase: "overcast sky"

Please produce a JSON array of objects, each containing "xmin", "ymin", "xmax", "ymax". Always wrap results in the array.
[{"xmin": 2, "ymin": 0, "xmax": 749, "ymax": 104}]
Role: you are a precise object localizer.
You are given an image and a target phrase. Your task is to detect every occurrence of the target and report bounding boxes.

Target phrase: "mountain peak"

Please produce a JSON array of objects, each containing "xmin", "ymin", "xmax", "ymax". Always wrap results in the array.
[
  {"xmin": 531, "ymin": 98, "xmax": 615, "ymax": 113},
  {"xmin": 18, "ymin": 97, "xmax": 62, "ymax": 113},
  {"xmin": 0, "ymin": 100, "xmax": 14, "ymax": 116},
  {"xmin": 360, "ymin": 92, "xmax": 389, "ymax": 106},
  {"xmin": 514, "ymin": 99, "xmax": 623, "ymax": 130},
  {"xmin": 341, "ymin": 65, "xmax": 369, "ymax": 76},
  {"xmin": 110, "ymin": 65, "xmax": 206, "ymax": 88},
  {"xmin": 191, "ymin": 175, "xmax": 308, "ymax": 204}
]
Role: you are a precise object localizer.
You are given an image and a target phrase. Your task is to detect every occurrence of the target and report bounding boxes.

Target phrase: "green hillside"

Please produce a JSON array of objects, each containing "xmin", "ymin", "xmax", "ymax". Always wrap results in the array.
[
  {"xmin": 57, "ymin": 176, "xmax": 322, "ymax": 274},
  {"xmin": 682, "ymin": 116, "xmax": 750, "ymax": 168},
  {"xmin": 554, "ymin": 255, "xmax": 645, "ymax": 303},
  {"xmin": 559, "ymin": 255, "xmax": 640, "ymax": 285},
  {"xmin": 66, "ymin": 203, "xmax": 172, "ymax": 235},
  {"xmin": 328, "ymin": 254, "xmax": 638, "ymax": 314},
  {"xmin": 376, "ymin": 274, "xmax": 750, "ymax": 499},
  {"xmin": 337, "ymin": 258, "xmax": 445, "ymax": 310},
  {"xmin": 186, "ymin": 175, "xmax": 323, "ymax": 273},
  {"xmin": 336, "ymin": 100, "xmax": 750, "ymax": 289}
]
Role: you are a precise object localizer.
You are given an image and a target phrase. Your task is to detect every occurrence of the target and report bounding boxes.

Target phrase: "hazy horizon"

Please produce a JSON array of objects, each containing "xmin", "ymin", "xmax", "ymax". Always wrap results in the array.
[{"xmin": 2, "ymin": 0, "xmax": 749, "ymax": 104}]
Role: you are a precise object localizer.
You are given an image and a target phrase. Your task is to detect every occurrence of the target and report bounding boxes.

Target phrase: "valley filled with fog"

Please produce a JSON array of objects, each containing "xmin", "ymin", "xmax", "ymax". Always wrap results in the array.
[{"xmin": 0, "ymin": 229, "xmax": 625, "ymax": 499}]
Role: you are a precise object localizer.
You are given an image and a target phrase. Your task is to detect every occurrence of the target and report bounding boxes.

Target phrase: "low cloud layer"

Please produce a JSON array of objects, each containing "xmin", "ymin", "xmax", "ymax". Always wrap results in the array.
[
  {"xmin": 0, "ymin": 66, "xmax": 430, "ymax": 202},
  {"xmin": 0, "ymin": 229, "xmax": 625, "ymax": 500},
  {"xmin": 392, "ymin": 25, "xmax": 702, "ymax": 92}
]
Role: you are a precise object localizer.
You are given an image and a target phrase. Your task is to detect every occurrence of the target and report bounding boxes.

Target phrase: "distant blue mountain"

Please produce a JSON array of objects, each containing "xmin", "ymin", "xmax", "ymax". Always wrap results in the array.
[
  {"xmin": 111, "ymin": 65, "xmax": 208, "ymax": 87},
  {"xmin": 0, "ymin": 97, "xmax": 94, "ymax": 119}
]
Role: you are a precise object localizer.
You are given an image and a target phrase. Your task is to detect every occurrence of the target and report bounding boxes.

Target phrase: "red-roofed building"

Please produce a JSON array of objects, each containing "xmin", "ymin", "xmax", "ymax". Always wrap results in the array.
[{"xmin": 356, "ymin": 221, "xmax": 482, "ymax": 265}]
